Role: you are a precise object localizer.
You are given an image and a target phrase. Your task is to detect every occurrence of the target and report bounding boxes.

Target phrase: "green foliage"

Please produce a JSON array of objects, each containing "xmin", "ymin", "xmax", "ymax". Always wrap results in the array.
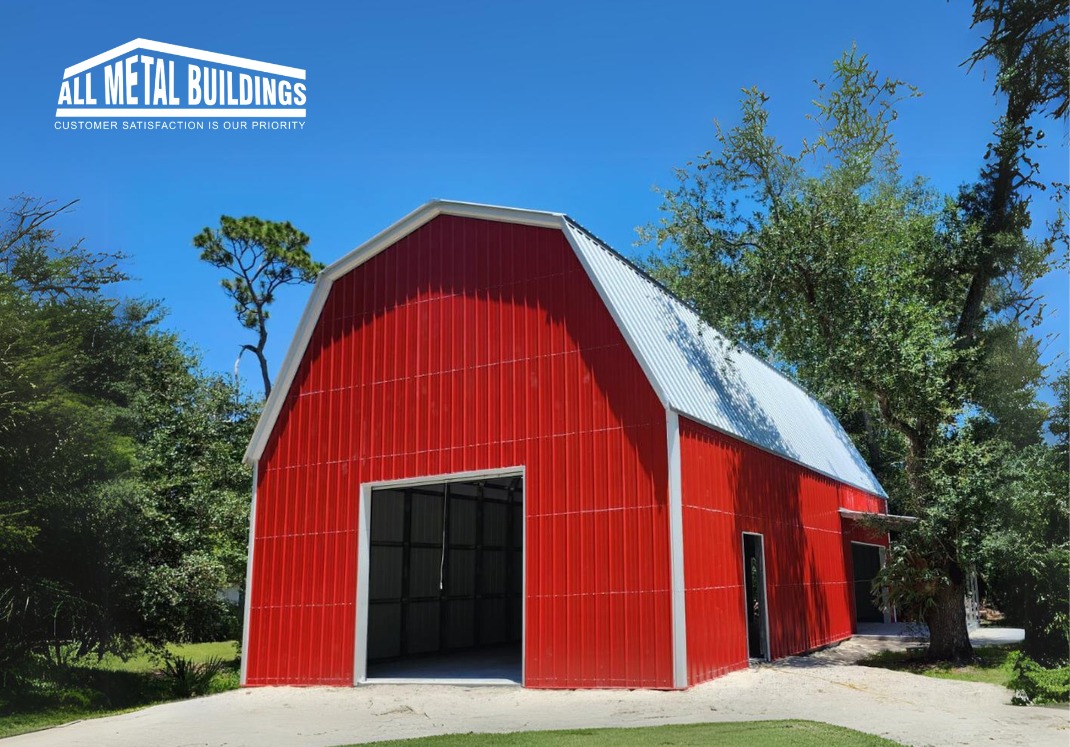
[
  {"xmin": 162, "ymin": 655, "xmax": 229, "ymax": 698},
  {"xmin": 0, "ymin": 196, "xmax": 257, "ymax": 676},
  {"xmin": 981, "ymin": 370, "xmax": 1070, "ymax": 663},
  {"xmin": 643, "ymin": 18, "xmax": 1065, "ymax": 660},
  {"xmin": 193, "ymin": 215, "xmax": 323, "ymax": 396},
  {"xmin": 0, "ymin": 641, "xmax": 240, "ymax": 738},
  {"xmin": 1007, "ymin": 651, "xmax": 1070, "ymax": 705}
]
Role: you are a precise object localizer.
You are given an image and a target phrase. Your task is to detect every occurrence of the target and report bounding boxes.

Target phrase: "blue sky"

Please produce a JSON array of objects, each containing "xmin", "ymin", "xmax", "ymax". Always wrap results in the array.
[{"xmin": 1, "ymin": 0, "xmax": 1066, "ymax": 399}]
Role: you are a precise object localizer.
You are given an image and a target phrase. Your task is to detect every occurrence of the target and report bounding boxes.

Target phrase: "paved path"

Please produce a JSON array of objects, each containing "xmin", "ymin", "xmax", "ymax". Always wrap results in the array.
[
  {"xmin": 854, "ymin": 623, "xmax": 1026, "ymax": 647},
  {"xmin": 5, "ymin": 651, "xmax": 1066, "ymax": 747}
]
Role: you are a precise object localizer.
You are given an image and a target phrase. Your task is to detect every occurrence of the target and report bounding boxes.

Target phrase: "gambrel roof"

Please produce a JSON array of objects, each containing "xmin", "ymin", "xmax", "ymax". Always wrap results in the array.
[{"xmin": 245, "ymin": 200, "xmax": 886, "ymax": 498}]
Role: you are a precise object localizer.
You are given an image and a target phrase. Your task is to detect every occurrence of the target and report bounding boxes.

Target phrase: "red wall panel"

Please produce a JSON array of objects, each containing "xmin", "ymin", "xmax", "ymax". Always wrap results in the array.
[
  {"xmin": 679, "ymin": 417, "xmax": 886, "ymax": 685},
  {"xmin": 246, "ymin": 216, "xmax": 672, "ymax": 688}
]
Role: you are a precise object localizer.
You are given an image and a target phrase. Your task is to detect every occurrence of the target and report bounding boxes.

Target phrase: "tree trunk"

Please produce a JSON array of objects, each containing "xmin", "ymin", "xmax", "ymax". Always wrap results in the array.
[
  {"xmin": 255, "ymin": 349, "xmax": 271, "ymax": 398},
  {"xmin": 254, "ymin": 322, "xmax": 271, "ymax": 398},
  {"xmin": 924, "ymin": 565, "xmax": 973, "ymax": 662}
]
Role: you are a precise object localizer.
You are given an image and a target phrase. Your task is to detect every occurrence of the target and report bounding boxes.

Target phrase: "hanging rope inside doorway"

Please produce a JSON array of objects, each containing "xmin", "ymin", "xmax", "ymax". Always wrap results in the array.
[{"xmin": 439, "ymin": 483, "xmax": 448, "ymax": 591}]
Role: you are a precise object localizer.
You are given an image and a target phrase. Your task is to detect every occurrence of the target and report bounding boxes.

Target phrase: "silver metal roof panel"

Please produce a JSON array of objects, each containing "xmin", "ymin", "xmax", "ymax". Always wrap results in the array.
[{"xmin": 564, "ymin": 220, "xmax": 886, "ymax": 498}]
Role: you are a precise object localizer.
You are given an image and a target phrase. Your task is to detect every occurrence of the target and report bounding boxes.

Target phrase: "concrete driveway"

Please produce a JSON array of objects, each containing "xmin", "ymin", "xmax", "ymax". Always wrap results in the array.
[{"xmin": 4, "ymin": 647, "xmax": 1067, "ymax": 747}]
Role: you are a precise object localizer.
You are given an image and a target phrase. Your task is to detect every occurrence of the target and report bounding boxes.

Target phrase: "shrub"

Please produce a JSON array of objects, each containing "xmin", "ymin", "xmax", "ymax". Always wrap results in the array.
[
  {"xmin": 162, "ymin": 656, "xmax": 228, "ymax": 698},
  {"xmin": 205, "ymin": 668, "xmax": 239, "ymax": 694},
  {"xmin": 1007, "ymin": 651, "xmax": 1070, "ymax": 705}
]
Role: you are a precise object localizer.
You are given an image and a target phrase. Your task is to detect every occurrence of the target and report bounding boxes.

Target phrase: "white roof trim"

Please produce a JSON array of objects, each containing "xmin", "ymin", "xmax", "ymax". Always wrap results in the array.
[
  {"xmin": 244, "ymin": 200, "xmax": 887, "ymax": 500},
  {"xmin": 64, "ymin": 38, "xmax": 306, "ymax": 80}
]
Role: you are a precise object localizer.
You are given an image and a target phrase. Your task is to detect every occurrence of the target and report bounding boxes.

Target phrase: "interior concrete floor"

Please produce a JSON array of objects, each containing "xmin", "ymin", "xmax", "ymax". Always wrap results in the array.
[{"xmin": 366, "ymin": 643, "xmax": 522, "ymax": 684}]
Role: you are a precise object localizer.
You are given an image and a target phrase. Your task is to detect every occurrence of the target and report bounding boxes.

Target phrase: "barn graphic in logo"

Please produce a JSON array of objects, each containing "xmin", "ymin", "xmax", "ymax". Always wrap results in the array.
[{"xmin": 56, "ymin": 38, "xmax": 306, "ymax": 118}]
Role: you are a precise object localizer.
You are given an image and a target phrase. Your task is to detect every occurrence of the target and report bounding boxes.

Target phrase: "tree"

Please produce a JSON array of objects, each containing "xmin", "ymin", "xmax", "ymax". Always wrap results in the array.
[
  {"xmin": 115, "ymin": 326, "xmax": 258, "ymax": 644},
  {"xmin": 0, "ymin": 197, "xmax": 257, "ymax": 675},
  {"xmin": 982, "ymin": 370, "xmax": 1070, "ymax": 664},
  {"xmin": 193, "ymin": 216, "xmax": 323, "ymax": 397},
  {"xmin": 641, "ymin": 44, "xmax": 1057, "ymax": 660}
]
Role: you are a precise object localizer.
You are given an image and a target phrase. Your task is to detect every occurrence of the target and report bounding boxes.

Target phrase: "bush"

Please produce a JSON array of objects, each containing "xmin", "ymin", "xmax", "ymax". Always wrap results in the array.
[
  {"xmin": 205, "ymin": 668, "xmax": 239, "ymax": 694},
  {"xmin": 162, "ymin": 656, "xmax": 228, "ymax": 698},
  {"xmin": 1008, "ymin": 651, "xmax": 1070, "ymax": 705}
]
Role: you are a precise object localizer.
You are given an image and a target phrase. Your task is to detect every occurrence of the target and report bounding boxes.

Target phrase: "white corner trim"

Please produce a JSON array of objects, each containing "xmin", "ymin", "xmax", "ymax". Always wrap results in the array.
[
  {"xmin": 666, "ymin": 410, "xmax": 688, "ymax": 688},
  {"xmin": 243, "ymin": 200, "xmax": 566, "ymax": 465},
  {"xmin": 239, "ymin": 461, "xmax": 258, "ymax": 686}
]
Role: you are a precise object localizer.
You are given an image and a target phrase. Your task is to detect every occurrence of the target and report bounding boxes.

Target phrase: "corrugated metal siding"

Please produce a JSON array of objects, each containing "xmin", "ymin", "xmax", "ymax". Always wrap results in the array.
[
  {"xmin": 679, "ymin": 416, "xmax": 871, "ymax": 685},
  {"xmin": 246, "ymin": 215, "xmax": 673, "ymax": 688},
  {"xmin": 566, "ymin": 222, "xmax": 886, "ymax": 498}
]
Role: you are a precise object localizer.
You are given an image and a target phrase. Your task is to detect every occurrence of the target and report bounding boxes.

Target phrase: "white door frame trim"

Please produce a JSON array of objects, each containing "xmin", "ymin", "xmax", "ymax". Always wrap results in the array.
[
  {"xmin": 353, "ymin": 466, "xmax": 526, "ymax": 686},
  {"xmin": 741, "ymin": 531, "xmax": 771, "ymax": 661}
]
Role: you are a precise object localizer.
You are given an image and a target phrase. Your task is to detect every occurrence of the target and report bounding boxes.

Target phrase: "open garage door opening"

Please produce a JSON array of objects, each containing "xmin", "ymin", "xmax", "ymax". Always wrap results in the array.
[{"xmin": 364, "ymin": 475, "xmax": 523, "ymax": 684}]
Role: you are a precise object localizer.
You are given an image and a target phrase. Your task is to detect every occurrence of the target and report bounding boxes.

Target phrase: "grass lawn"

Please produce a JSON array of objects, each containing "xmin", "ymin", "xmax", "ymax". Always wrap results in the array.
[
  {"xmin": 858, "ymin": 644, "xmax": 1016, "ymax": 688},
  {"xmin": 336, "ymin": 720, "xmax": 905, "ymax": 747},
  {"xmin": 0, "ymin": 641, "xmax": 239, "ymax": 739},
  {"xmin": 76, "ymin": 641, "xmax": 239, "ymax": 673}
]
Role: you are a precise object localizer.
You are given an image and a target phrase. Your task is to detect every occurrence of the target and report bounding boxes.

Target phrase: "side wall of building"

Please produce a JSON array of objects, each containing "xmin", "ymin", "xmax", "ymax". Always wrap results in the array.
[
  {"xmin": 245, "ymin": 216, "xmax": 673, "ymax": 688},
  {"xmin": 679, "ymin": 417, "xmax": 886, "ymax": 685}
]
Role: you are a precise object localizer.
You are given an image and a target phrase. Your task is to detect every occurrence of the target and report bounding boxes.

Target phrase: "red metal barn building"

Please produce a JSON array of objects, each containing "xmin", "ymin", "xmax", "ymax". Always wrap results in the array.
[{"xmin": 240, "ymin": 201, "xmax": 890, "ymax": 690}]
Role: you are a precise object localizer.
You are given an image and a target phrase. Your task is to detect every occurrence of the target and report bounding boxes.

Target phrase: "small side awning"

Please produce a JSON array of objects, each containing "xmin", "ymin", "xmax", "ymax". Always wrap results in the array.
[{"xmin": 839, "ymin": 508, "xmax": 918, "ymax": 528}]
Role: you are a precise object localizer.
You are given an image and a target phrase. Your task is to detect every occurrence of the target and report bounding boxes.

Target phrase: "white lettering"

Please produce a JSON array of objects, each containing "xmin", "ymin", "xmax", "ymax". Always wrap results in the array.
[
  {"xmin": 188, "ymin": 65, "xmax": 202, "ymax": 105},
  {"xmin": 168, "ymin": 61, "xmax": 179, "ymax": 105},
  {"xmin": 124, "ymin": 56, "xmax": 139, "ymax": 105},
  {"xmin": 140, "ymin": 55, "xmax": 154, "ymax": 106},
  {"xmin": 153, "ymin": 60, "xmax": 168, "ymax": 105},
  {"xmin": 104, "ymin": 62, "xmax": 123, "ymax": 105},
  {"xmin": 226, "ymin": 71, "xmax": 238, "ymax": 105},
  {"xmin": 203, "ymin": 67, "xmax": 217, "ymax": 105},
  {"xmin": 85, "ymin": 73, "xmax": 97, "ymax": 105},
  {"xmin": 239, "ymin": 73, "xmax": 253, "ymax": 105}
]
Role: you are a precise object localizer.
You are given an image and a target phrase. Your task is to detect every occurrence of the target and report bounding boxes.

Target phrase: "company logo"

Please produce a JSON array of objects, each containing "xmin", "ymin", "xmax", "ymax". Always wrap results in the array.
[{"xmin": 56, "ymin": 38, "xmax": 306, "ymax": 129}]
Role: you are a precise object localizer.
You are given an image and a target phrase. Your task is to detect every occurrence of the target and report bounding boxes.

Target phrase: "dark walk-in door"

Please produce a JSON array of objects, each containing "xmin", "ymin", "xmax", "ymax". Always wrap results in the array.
[
  {"xmin": 742, "ymin": 533, "xmax": 769, "ymax": 660},
  {"xmin": 851, "ymin": 543, "xmax": 884, "ymax": 623}
]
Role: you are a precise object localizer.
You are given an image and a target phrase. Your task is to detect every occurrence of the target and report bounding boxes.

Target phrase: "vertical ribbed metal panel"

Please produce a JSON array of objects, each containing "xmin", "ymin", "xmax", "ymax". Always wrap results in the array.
[
  {"xmin": 246, "ymin": 216, "xmax": 672, "ymax": 688},
  {"xmin": 679, "ymin": 416, "xmax": 885, "ymax": 686}
]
